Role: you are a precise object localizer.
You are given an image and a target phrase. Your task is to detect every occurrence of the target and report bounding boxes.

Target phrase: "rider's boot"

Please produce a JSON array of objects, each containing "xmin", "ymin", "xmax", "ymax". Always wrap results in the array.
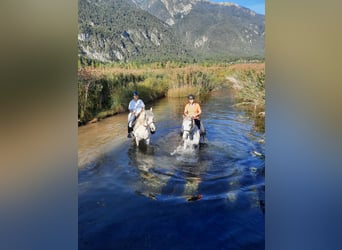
[
  {"xmin": 127, "ymin": 126, "xmax": 133, "ymax": 138},
  {"xmin": 199, "ymin": 121, "xmax": 206, "ymax": 135}
]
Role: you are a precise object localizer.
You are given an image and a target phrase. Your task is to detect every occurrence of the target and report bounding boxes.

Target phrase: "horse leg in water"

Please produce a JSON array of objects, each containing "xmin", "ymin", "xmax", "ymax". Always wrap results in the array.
[
  {"xmin": 135, "ymin": 137, "xmax": 140, "ymax": 147},
  {"xmin": 183, "ymin": 135, "xmax": 192, "ymax": 150},
  {"xmin": 145, "ymin": 138, "xmax": 150, "ymax": 145},
  {"xmin": 194, "ymin": 130, "xmax": 201, "ymax": 146},
  {"xmin": 185, "ymin": 130, "xmax": 200, "ymax": 150},
  {"xmin": 183, "ymin": 140, "xmax": 188, "ymax": 150},
  {"xmin": 183, "ymin": 138, "xmax": 187, "ymax": 150}
]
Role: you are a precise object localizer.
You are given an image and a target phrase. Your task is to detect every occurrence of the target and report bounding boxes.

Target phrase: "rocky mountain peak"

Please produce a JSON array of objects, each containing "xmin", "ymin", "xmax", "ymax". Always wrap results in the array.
[{"xmin": 78, "ymin": 0, "xmax": 264, "ymax": 63}]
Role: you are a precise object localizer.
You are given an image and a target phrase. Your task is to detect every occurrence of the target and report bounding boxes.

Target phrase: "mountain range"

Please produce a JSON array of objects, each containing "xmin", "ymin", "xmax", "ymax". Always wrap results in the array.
[{"xmin": 78, "ymin": 0, "xmax": 265, "ymax": 63}]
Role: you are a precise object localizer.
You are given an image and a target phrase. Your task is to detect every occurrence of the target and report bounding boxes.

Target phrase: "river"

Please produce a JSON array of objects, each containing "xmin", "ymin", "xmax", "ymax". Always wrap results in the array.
[{"xmin": 78, "ymin": 87, "xmax": 265, "ymax": 249}]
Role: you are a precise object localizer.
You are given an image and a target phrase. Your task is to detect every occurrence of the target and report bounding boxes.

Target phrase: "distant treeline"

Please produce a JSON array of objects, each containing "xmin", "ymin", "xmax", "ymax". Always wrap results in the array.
[{"xmin": 78, "ymin": 56, "xmax": 264, "ymax": 68}]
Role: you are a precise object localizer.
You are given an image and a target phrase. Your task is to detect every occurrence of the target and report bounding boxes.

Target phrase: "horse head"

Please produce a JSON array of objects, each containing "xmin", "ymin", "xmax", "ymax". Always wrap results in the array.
[
  {"xmin": 181, "ymin": 116, "xmax": 201, "ymax": 150},
  {"xmin": 182, "ymin": 116, "xmax": 194, "ymax": 139},
  {"xmin": 133, "ymin": 108, "xmax": 156, "ymax": 147},
  {"xmin": 145, "ymin": 107, "xmax": 156, "ymax": 134}
]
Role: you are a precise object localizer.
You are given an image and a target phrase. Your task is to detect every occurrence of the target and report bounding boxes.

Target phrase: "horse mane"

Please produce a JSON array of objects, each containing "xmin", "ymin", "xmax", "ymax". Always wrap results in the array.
[
  {"xmin": 135, "ymin": 109, "xmax": 146, "ymax": 126},
  {"xmin": 145, "ymin": 109, "xmax": 153, "ymax": 117},
  {"xmin": 135, "ymin": 108, "xmax": 154, "ymax": 126}
]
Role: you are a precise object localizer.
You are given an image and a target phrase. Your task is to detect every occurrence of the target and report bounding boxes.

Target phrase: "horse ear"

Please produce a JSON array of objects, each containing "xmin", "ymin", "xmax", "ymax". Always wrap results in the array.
[{"xmin": 150, "ymin": 107, "xmax": 152, "ymax": 111}]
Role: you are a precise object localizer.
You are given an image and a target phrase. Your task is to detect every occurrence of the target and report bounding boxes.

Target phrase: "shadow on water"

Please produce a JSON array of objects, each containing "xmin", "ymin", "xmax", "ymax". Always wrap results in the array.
[{"xmin": 78, "ymin": 87, "xmax": 265, "ymax": 249}]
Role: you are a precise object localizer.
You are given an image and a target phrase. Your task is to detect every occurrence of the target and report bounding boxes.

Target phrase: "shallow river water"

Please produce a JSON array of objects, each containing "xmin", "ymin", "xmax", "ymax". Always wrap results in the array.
[{"xmin": 78, "ymin": 88, "xmax": 265, "ymax": 249}]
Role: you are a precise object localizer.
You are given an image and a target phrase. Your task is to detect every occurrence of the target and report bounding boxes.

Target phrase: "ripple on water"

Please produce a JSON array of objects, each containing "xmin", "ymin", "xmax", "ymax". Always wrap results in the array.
[{"xmin": 79, "ymin": 90, "xmax": 265, "ymax": 249}]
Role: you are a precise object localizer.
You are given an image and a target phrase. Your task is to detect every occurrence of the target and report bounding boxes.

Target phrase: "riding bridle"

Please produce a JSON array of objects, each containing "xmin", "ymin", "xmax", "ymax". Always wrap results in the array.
[
  {"xmin": 144, "ymin": 113, "xmax": 155, "ymax": 133},
  {"xmin": 183, "ymin": 117, "xmax": 194, "ymax": 134}
]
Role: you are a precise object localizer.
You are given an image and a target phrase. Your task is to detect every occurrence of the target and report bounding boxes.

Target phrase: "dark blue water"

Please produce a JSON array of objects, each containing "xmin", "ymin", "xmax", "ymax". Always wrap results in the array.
[{"xmin": 78, "ymin": 88, "xmax": 265, "ymax": 249}]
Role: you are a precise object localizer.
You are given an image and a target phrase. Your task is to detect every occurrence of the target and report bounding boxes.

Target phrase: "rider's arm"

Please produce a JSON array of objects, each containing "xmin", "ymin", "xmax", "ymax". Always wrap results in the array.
[
  {"xmin": 193, "ymin": 104, "xmax": 201, "ymax": 119},
  {"xmin": 135, "ymin": 99, "xmax": 145, "ymax": 114},
  {"xmin": 128, "ymin": 100, "xmax": 135, "ymax": 112},
  {"xmin": 197, "ymin": 104, "xmax": 202, "ymax": 116},
  {"xmin": 140, "ymin": 99, "xmax": 145, "ymax": 109},
  {"xmin": 184, "ymin": 104, "xmax": 189, "ymax": 117}
]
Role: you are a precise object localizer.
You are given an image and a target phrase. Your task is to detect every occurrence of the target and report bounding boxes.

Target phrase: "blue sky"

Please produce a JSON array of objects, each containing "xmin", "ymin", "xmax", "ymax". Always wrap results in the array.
[{"xmin": 208, "ymin": 0, "xmax": 265, "ymax": 15}]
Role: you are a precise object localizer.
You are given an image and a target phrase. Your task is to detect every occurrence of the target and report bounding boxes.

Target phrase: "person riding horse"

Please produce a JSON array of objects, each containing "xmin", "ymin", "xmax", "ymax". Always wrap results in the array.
[
  {"xmin": 183, "ymin": 94, "xmax": 206, "ymax": 135},
  {"xmin": 127, "ymin": 91, "xmax": 145, "ymax": 138}
]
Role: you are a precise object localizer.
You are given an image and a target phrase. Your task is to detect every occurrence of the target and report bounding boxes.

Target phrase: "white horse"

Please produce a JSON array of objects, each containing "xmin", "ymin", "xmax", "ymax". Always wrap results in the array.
[
  {"xmin": 182, "ymin": 116, "xmax": 201, "ymax": 150},
  {"xmin": 132, "ymin": 108, "xmax": 156, "ymax": 146}
]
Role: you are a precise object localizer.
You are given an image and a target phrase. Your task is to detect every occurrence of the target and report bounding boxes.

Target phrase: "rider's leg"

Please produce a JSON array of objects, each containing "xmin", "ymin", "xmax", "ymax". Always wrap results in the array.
[
  {"xmin": 194, "ymin": 119, "xmax": 201, "ymax": 130},
  {"xmin": 127, "ymin": 125, "xmax": 133, "ymax": 138},
  {"xmin": 200, "ymin": 120, "xmax": 206, "ymax": 135},
  {"xmin": 127, "ymin": 113, "xmax": 135, "ymax": 138}
]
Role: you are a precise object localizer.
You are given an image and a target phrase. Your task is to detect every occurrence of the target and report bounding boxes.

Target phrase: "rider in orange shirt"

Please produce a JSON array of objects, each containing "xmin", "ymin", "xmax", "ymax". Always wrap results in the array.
[{"xmin": 184, "ymin": 94, "xmax": 205, "ymax": 134}]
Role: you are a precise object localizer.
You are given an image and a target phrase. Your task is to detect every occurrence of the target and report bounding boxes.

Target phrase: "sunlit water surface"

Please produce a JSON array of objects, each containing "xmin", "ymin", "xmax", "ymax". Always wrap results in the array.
[{"xmin": 78, "ymin": 88, "xmax": 265, "ymax": 249}]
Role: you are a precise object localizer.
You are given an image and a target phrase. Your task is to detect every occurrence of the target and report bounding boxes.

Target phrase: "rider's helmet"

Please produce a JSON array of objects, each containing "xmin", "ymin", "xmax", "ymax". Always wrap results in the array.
[
  {"xmin": 188, "ymin": 94, "xmax": 195, "ymax": 100},
  {"xmin": 133, "ymin": 91, "xmax": 139, "ymax": 96}
]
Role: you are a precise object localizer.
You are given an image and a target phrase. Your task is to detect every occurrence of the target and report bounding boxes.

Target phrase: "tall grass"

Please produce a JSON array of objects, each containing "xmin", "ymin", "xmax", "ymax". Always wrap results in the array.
[
  {"xmin": 78, "ymin": 68, "xmax": 147, "ymax": 123},
  {"xmin": 78, "ymin": 62, "xmax": 264, "ymax": 126},
  {"xmin": 167, "ymin": 67, "xmax": 216, "ymax": 97},
  {"xmin": 232, "ymin": 69, "xmax": 265, "ymax": 108},
  {"xmin": 167, "ymin": 86, "xmax": 198, "ymax": 98},
  {"xmin": 225, "ymin": 66, "xmax": 265, "ymax": 132}
]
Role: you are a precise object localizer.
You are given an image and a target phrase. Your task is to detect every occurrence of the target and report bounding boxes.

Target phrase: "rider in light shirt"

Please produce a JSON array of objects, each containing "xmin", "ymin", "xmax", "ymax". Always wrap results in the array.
[
  {"xmin": 183, "ymin": 94, "xmax": 205, "ymax": 134},
  {"xmin": 127, "ymin": 91, "xmax": 145, "ymax": 138}
]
